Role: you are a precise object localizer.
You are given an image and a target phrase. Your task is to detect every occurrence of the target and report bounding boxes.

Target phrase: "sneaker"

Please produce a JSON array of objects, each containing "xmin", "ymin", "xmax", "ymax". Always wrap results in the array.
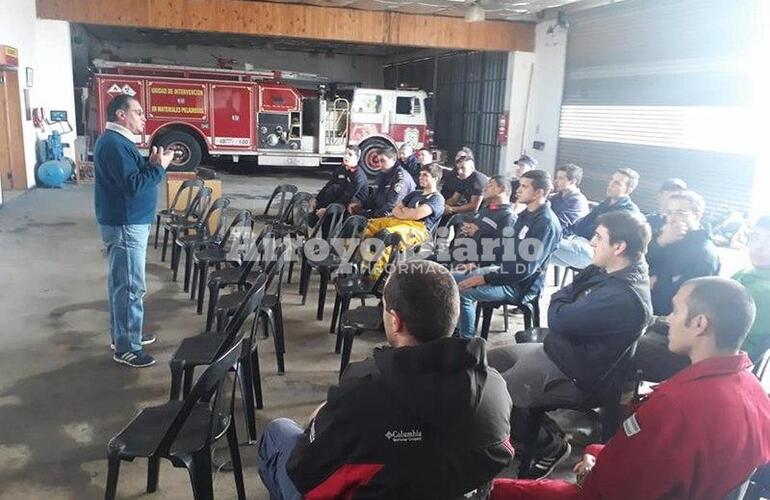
[
  {"xmin": 113, "ymin": 351, "xmax": 156, "ymax": 368},
  {"xmin": 110, "ymin": 334, "xmax": 157, "ymax": 351},
  {"xmin": 529, "ymin": 441, "xmax": 571, "ymax": 480}
]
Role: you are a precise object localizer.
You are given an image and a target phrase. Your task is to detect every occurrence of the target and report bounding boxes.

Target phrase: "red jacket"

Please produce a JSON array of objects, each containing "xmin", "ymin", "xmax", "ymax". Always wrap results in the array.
[{"xmin": 492, "ymin": 353, "xmax": 770, "ymax": 500}]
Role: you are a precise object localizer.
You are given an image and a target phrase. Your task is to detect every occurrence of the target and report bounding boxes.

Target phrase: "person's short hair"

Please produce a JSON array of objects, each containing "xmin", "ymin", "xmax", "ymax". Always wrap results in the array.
[
  {"xmin": 106, "ymin": 94, "xmax": 135, "ymax": 122},
  {"xmin": 520, "ymin": 169, "xmax": 552, "ymax": 197},
  {"xmin": 383, "ymin": 260, "xmax": 460, "ymax": 342},
  {"xmin": 345, "ymin": 145, "xmax": 361, "ymax": 158},
  {"xmin": 456, "ymin": 147, "xmax": 475, "ymax": 161},
  {"xmin": 489, "ymin": 175, "xmax": 511, "ymax": 194},
  {"xmin": 668, "ymin": 190, "xmax": 706, "ymax": 216},
  {"xmin": 660, "ymin": 178, "xmax": 687, "ymax": 193},
  {"xmin": 421, "ymin": 163, "xmax": 443, "ymax": 182},
  {"xmin": 683, "ymin": 277, "xmax": 756, "ymax": 351},
  {"xmin": 556, "ymin": 163, "xmax": 583, "ymax": 185},
  {"xmin": 376, "ymin": 146, "xmax": 398, "ymax": 161},
  {"xmin": 615, "ymin": 167, "xmax": 640, "ymax": 192},
  {"xmin": 515, "ymin": 154, "xmax": 538, "ymax": 169},
  {"xmin": 458, "ymin": 157, "xmax": 475, "ymax": 169},
  {"xmin": 596, "ymin": 210, "xmax": 651, "ymax": 261}
]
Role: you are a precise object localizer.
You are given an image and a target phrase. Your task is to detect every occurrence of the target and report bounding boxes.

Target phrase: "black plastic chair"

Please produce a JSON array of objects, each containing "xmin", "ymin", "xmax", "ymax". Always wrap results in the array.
[
  {"xmin": 272, "ymin": 191, "xmax": 314, "ymax": 238},
  {"xmin": 191, "ymin": 210, "xmax": 253, "ymax": 314},
  {"xmin": 298, "ymin": 203, "xmax": 346, "ymax": 303},
  {"xmin": 161, "ymin": 186, "xmax": 212, "ymax": 263},
  {"xmin": 106, "ymin": 341, "xmax": 246, "ymax": 500},
  {"xmin": 213, "ymin": 245, "xmax": 291, "ymax": 375},
  {"xmin": 155, "ymin": 178, "xmax": 204, "ymax": 249},
  {"xmin": 337, "ymin": 305, "xmax": 384, "ymax": 378},
  {"xmin": 204, "ymin": 224, "xmax": 273, "ymax": 332},
  {"xmin": 516, "ymin": 338, "xmax": 639, "ymax": 479},
  {"xmin": 744, "ymin": 463, "xmax": 770, "ymax": 500},
  {"xmin": 172, "ymin": 197, "xmax": 231, "ymax": 291},
  {"xmin": 305, "ymin": 214, "xmax": 369, "ymax": 321},
  {"xmin": 753, "ymin": 347, "xmax": 770, "ymax": 388},
  {"xmin": 169, "ymin": 274, "xmax": 268, "ymax": 443},
  {"xmin": 426, "ymin": 213, "xmax": 466, "ymax": 264},
  {"xmin": 475, "ymin": 292, "xmax": 541, "ymax": 339},
  {"xmin": 252, "ymin": 184, "xmax": 298, "ymax": 225}
]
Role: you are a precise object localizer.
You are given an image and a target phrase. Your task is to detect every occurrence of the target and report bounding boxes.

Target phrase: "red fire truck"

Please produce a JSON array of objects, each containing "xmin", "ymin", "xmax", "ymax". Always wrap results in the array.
[{"xmin": 87, "ymin": 60, "xmax": 432, "ymax": 175}]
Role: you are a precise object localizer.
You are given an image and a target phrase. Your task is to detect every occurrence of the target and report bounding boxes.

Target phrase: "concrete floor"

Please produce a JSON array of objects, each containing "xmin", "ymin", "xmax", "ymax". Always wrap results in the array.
[{"xmin": 0, "ymin": 166, "xmax": 601, "ymax": 499}]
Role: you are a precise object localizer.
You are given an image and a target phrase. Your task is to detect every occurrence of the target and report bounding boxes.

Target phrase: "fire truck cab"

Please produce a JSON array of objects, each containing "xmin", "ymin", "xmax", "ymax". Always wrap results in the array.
[{"xmin": 87, "ymin": 60, "xmax": 431, "ymax": 176}]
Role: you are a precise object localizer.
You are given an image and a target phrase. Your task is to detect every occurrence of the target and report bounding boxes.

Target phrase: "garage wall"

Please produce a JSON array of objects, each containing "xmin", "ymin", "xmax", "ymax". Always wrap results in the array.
[
  {"xmin": 77, "ymin": 34, "xmax": 386, "ymax": 88},
  {"xmin": 0, "ymin": 0, "xmax": 77, "ymax": 190}
]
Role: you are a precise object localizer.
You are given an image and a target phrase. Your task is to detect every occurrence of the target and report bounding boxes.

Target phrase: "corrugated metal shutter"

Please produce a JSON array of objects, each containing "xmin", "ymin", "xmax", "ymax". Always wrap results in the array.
[{"xmin": 556, "ymin": 0, "xmax": 755, "ymax": 217}]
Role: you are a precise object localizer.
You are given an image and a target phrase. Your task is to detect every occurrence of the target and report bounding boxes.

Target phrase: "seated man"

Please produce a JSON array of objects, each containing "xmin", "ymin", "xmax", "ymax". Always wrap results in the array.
[
  {"xmin": 349, "ymin": 146, "xmax": 415, "ymax": 218},
  {"xmin": 550, "ymin": 167, "xmax": 641, "ymax": 270},
  {"xmin": 362, "ymin": 164, "xmax": 445, "ymax": 276},
  {"xmin": 491, "ymin": 277, "xmax": 770, "ymax": 500},
  {"xmin": 510, "ymin": 154, "xmax": 537, "ymax": 203},
  {"xmin": 647, "ymin": 190, "xmax": 720, "ymax": 315},
  {"xmin": 488, "ymin": 210, "xmax": 652, "ymax": 478},
  {"xmin": 441, "ymin": 147, "xmax": 473, "ymax": 201},
  {"xmin": 257, "ymin": 260, "xmax": 515, "ymax": 499},
  {"xmin": 548, "ymin": 163, "xmax": 589, "ymax": 229},
  {"xmin": 454, "ymin": 170, "xmax": 561, "ymax": 339},
  {"xmin": 645, "ymin": 177, "xmax": 688, "ymax": 236},
  {"xmin": 444, "ymin": 157, "xmax": 489, "ymax": 217},
  {"xmin": 734, "ymin": 215, "xmax": 770, "ymax": 362},
  {"xmin": 459, "ymin": 175, "xmax": 517, "ymax": 268},
  {"xmin": 310, "ymin": 145, "xmax": 368, "ymax": 225},
  {"xmin": 396, "ymin": 143, "xmax": 420, "ymax": 182}
]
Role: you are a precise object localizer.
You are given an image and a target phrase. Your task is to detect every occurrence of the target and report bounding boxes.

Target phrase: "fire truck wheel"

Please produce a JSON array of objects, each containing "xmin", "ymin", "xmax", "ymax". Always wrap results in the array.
[
  {"xmin": 155, "ymin": 131, "xmax": 202, "ymax": 172},
  {"xmin": 358, "ymin": 138, "xmax": 392, "ymax": 177}
]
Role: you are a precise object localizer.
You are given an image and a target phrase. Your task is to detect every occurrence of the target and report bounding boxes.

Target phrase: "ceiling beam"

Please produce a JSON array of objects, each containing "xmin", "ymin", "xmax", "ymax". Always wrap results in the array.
[{"xmin": 36, "ymin": 0, "xmax": 534, "ymax": 52}]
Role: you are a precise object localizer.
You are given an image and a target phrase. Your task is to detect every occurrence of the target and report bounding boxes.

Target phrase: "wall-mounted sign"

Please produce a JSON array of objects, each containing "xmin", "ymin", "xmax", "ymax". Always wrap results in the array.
[{"xmin": 0, "ymin": 45, "xmax": 19, "ymax": 68}]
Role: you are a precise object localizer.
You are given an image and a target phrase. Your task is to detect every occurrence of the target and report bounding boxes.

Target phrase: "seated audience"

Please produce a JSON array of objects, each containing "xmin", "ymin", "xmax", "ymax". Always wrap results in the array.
[
  {"xmin": 310, "ymin": 145, "xmax": 368, "ymax": 225},
  {"xmin": 733, "ymin": 215, "xmax": 770, "ymax": 362},
  {"xmin": 444, "ymin": 157, "xmax": 489, "ymax": 217},
  {"xmin": 460, "ymin": 175, "xmax": 517, "ymax": 267},
  {"xmin": 550, "ymin": 168, "xmax": 641, "ymax": 270},
  {"xmin": 362, "ymin": 164, "xmax": 445, "ymax": 276},
  {"xmin": 510, "ymin": 154, "xmax": 537, "ymax": 202},
  {"xmin": 396, "ymin": 143, "xmax": 420, "ymax": 181},
  {"xmin": 491, "ymin": 277, "xmax": 770, "ymax": 500},
  {"xmin": 645, "ymin": 177, "xmax": 688, "ymax": 236},
  {"xmin": 441, "ymin": 147, "xmax": 473, "ymax": 201},
  {"xmin": 257, "ymin": 261, "xmax": 515, "ymax": 499},
  {"xmin": 647, "ymin": 190, "xmax": 720, "ymax": 315},
  {"xmin": 487, "ymin": 210, "xmax": 652, "ymax": 478},
  {"xmin": 453, "ymin": 170, "xmax": 561, "ymax": 339},
  {"xmin": 548, "ymin": 163, "xmax": 589, "ymax": 229},
  {"xmin": 349, "ymin": 146, "xmax": 415, "ymax": 218}
]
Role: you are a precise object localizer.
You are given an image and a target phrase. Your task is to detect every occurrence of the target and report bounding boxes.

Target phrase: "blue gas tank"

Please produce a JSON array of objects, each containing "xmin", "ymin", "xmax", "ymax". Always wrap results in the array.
[{"xmin": 37, "ymin": 159, "xmax": 71, "ymax": 188}]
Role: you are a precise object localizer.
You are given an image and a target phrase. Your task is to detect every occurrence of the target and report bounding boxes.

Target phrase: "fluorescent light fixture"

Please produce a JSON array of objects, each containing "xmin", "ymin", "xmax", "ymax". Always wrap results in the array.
[{"xmin": 465, "ymin": 3, "xmax": 485, "ymax": 22}]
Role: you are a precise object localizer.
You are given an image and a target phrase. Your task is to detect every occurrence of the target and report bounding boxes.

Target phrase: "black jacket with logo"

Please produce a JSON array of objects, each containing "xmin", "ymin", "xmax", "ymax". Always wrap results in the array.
[
  {"xmin": 316, "ymin": 163, "xmax": 369, "ymax": 208},
  {"xmin": 544, "ymin": 261, "xmax": 653, "ymax": 391},
  {"xmin": 286, "ymin": 337, "xmax": 514, "ymax": 499}
]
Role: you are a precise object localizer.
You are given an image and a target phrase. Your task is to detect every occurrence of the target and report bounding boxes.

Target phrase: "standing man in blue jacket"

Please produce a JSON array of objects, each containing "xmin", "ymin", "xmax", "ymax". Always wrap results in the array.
[
  {"xmin": 487, "ymin": 210, "xmax": 652, "ymax": 479},
  {"xmin": 453, "ymin": 170, "xmax": 562, "ymax": 339},
  {"xmin": 94, "ymin": 94, "xmax": 173, "ymax": 368},
  {"xmin": 550, "ymin": 167, "xmax": 641, "ymax": 270}
]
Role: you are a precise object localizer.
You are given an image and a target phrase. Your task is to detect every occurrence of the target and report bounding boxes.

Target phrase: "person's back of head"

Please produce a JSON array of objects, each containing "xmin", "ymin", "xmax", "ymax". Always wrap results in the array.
[
  {"xmin": 668, "ymin": 277, "xmax": 756, "ymax": 361},
  {"xmin": 382, "ymin": 260, "xmax": 459, "ymax": 345}
]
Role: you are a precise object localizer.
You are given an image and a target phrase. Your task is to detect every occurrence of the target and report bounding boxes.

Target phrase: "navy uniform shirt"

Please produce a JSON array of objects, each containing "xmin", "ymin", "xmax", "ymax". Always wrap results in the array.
[
  {"xmin": 363, "ymin": 165, "xmax": 416, "ymax": 217},
  {"xmin": 316, "ymin": 163, "xmax": 368, "ymax": 208},
  {"xmin": 401, "ymin": 190, "xmax": 445, "ymax": 233}
]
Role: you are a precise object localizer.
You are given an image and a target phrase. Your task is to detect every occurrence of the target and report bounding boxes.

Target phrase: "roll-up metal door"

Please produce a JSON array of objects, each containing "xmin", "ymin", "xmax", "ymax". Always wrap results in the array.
[{"xmin": 556, "ymin": 0, "xmax": 755, "ymax": 217}]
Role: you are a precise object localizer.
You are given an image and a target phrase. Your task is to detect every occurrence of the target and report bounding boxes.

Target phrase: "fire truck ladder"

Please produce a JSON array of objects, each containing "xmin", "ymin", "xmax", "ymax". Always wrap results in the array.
[{"xmin": 326, "ymin": 98, "xmax": 350, "ymax": 147}]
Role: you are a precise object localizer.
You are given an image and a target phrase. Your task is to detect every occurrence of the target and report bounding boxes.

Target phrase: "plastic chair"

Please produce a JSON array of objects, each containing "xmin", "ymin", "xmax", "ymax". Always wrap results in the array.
[
  {"xmin": 161, "ymin": 186, "xmax": 212, "ymax": 263},
  {"xmin": 753, "ymin": 347, "xmax": 770, "ymax": 394},
  {"xmin": 298, "ymin": 203, "xmax": 346, "ymax": 303},
  {"xmin": 191, "ymin": 210, "xmax": 253, "ymax": 314},
  {"xmin": 337, "ymin": 305, "xmax": 384, "ymax": 378},
  {"xmin": 154, "ymin": 178, "xmax": 204, "ymax": 248},
  {"xmin": 169, "ymin": 274, "xmax": 268, "ymax": 443},
  {"xmin": 171, "ymin": 197, "xmax": 231, "ymax": 291},
  {"xmin": 252, "ymin": 184, "xmax": 298, "ymax": 225},
  {"xmin": 106, "ymin": 341, "xmax": 246, "ymax": 500},
  {"xmin": 516, "ymin": 339, "xmax": 640, "ymax": 479}
]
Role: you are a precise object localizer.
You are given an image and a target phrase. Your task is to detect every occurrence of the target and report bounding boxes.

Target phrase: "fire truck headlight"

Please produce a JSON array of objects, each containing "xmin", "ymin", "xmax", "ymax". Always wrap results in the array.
[
  {"xmin": 275, "ymin": 125, "xmax": 284, "ymax": 134},
  {"xmin": 266, "ymin": 134, "xmax": 279, "ymax": 146},
  {"xmin": 260, "ymin": 126, "xmax": 268, "ymax": 134}
]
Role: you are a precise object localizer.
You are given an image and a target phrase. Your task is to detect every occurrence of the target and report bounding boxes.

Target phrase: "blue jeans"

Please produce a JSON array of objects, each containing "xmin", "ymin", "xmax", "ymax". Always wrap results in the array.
[
  {"xmin": 549, "ymin": 236, "xmax": 593, "ymax": 269},
  {"xmin": 258, "ymin": 418, "xmax": 303, "ymax": 500},
  {"xmin": 99, "ymin": 224, "xmax": 150, "ymax": 354},
  {"xmin": 453, "ymin": 267, "xmax": 520, "ymax": 339}
]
